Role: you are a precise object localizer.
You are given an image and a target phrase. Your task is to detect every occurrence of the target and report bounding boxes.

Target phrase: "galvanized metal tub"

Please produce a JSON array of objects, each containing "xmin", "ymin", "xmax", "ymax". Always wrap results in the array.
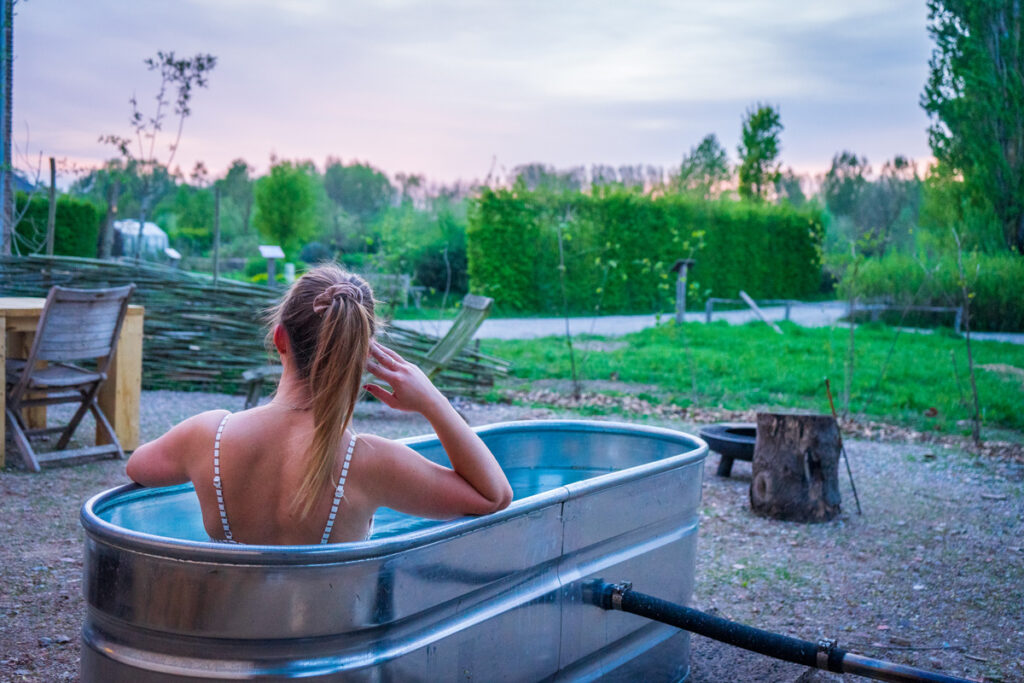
[{"xmin": 80, "ymin": 420, "xmax": 707, "ymax": 681}]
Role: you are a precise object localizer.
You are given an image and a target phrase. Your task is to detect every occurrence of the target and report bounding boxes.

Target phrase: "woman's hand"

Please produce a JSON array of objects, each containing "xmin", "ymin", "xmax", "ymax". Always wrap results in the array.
[
  {"xmin": 364, "ymin": 341, "xmax": 513, "ymax": 514},
  {"xmin": 364, "ymin": 342, "xmax": 447, "ymax": 417}
]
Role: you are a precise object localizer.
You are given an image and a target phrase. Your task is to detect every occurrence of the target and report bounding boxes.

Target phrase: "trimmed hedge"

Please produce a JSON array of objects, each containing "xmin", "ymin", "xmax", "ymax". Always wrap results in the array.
[
  {"xmin": 14, "ymin": 193, "xmax": 100, "ymax": 257},
  {"xmin": 467, "ymin": 188, "xmax": 824, "ymax": 314},
  {"xmin": 839, "ymin": 252, "xmax": 1024, "ymax": 332}
]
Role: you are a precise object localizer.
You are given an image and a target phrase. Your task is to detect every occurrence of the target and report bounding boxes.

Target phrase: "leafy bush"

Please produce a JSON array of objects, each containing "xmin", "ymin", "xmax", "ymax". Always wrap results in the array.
[
  {"xmin": 300, "ymin": 241, "xmax": 333, "ymax": 264},
  {"xmin": 253, "ymin": 160, "xmax": 318, "ymax": 256},
  {"xmin": 13, "ymin": 193, "xmax": 100, "ymax": 257},
  {"xmin": 467, "ymin": 188, "xmax": 824, "ymax": 314},
  {"xmin": 838, "ymin": 252, "xmax": 1024, "ymax": 331},
  {"xmin": 377, "ymin": 200, "xmax": 469, "ymax": 295}
]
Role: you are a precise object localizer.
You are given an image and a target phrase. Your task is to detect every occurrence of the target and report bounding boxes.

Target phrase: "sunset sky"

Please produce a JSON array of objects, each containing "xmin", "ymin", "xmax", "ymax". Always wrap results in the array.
[{"xmin": 17, "ymin": 0, "xmax": 934, "ymax": 187}]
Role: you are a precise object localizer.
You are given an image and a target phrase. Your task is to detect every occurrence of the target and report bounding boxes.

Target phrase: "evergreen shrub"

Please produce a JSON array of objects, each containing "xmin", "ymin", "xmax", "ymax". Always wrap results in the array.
[
  {"xmin": 14, "ymin": 193, "xmax": 100, "ymax": 258},
  {"xmin": 839, "ymin": 252, "xmax": 1024, "ymax": 332},
  {"xmin": 467, "ymin": 188, "xmax": 824, "ymax": 314}
]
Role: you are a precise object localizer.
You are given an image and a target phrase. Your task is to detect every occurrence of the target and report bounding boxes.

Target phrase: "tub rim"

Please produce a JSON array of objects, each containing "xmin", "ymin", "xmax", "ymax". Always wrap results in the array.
[{"xmin": 81, "ymin": 419, "xmax": 707, "ymax": 565}]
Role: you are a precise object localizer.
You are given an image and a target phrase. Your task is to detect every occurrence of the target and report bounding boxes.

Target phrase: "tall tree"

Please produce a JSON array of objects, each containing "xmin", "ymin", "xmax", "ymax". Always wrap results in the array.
[
  {"xmin": 168, "ymin": 182, "xmax": 214, "ymax": 254},
  {"xmin": 822, "ymin": 151, "xmax": 871, "ymax": 218},
  {"xmin": 677, "ymin": 133, "xmax": 731, "ymax": 199},
  {"xmin": 72, "ymin": 159, "xmax": 129, "ymax": 258},
  {"xmin": 858, "ymin": 156, "xmax": 922, "ymax": 254},
  {"xmin": 253, "ymin": 160, "xmax": 317, "ymax": 253},
  {"xmin": 590, "ymin": 164, "xmax": 618, "ymax": 187},
  {"xmin": 512, "ymin": 163, "xmax": 586, "ymax": 192},
  {"xmin": 822, "ymin": 152, "xmax": 922, "ymax": 255},
  {"xmin": 922, "ymin": 0, "xmax": 1024, "ymax": 253},
  {"xmin": 219, "ymin": 159, "xmax": 254, "ymax": 234},
  {"xmin": 394, "ymin": 171, "xmax": 424, "ymax": 206},
  {"xmin": 737, "ymin": 104, "xmax": 783, "ymax": 201},
  {"xmin": 323, "ymin": 159, "xmax": 395, "ymax": 222},
  {"xmin": 101, "ymin": 50, "xmax": 216, "ymax": 259},
  {"xmin": 774, "ymin": 167, "xmax": 806, "ymax": 207}
]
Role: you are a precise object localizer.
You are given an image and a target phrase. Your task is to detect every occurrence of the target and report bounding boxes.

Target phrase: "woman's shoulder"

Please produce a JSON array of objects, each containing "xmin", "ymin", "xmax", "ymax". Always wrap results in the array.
[
  {"xmin": 126, "ymin": 409, "xmax": 231, "ymax": 487},
  {"xmin": 181, "ymin": 409, "xmax": 233, "ymax": 434},
  {"xmin": 154, "ymin": 409, "xmax": 232, "ymax": 456},
  {"xmin": 350, "ymin": 432, "xmax": 422, "ymax": 470},
  {"xmin": 353, "ymin": 432, "xmax": 404, "ymax": 457}
]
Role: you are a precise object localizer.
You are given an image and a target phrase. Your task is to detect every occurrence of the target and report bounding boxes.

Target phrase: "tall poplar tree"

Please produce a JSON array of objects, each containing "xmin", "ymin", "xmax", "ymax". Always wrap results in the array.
[
  {"xmin": 677, "ymin": 134, "xmax": 731, "ymax": 199},
  {"xmin": 737, "ymin": 104, "xmax": 782, "ymax": 202},
  {"xmin": 922, "ymin": 0, "xmax": 1024, "ymax": 253}
]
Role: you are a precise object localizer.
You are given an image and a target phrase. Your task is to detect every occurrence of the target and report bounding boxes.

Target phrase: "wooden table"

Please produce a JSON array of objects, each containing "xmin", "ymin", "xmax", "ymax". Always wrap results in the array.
[{"xmin": 1, "ymin": 297, "xmax": 144, "ymax": 468}]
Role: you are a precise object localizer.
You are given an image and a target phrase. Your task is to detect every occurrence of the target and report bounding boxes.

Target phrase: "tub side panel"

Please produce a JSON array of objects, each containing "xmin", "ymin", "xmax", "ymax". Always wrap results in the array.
[
  {"xmin": 82, "ymin": 503, "xmax": 566, "ymax": 680},
  {"xmin": 482, "ymin": 429, "xmax": 690, "ymax": 472},
  {"xmin": 557, "ymin": 459, "xmax": 704, "ymax": 675}
]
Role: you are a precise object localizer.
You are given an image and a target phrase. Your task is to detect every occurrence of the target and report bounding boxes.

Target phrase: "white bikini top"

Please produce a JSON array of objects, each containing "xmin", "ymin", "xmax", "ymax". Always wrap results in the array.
[{"xmin": 212, "ymin": 412, "xmax": 357, "ymax": 544}]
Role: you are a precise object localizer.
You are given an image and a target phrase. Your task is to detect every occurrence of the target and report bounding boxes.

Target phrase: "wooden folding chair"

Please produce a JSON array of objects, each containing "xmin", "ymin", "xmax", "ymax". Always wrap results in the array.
[
  {"xmin": 5, "ymin": 284, "xmax": 135, "ymax": 471},
  {"xmin": 418, "ymin": 294, "xmax": 493, "ymax": 379}
]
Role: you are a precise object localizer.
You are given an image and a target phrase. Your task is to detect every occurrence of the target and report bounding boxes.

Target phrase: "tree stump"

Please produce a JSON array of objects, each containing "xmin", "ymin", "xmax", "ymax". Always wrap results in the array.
[{"xmin": 750, "ymin": 412, "xmax": 841, "ymax": 523}]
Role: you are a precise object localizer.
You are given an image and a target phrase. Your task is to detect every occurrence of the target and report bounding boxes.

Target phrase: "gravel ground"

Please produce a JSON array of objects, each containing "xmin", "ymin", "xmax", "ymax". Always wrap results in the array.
[{"xmin": 1, "ymin": 390, "xmax": 1022, "ymax": 682}]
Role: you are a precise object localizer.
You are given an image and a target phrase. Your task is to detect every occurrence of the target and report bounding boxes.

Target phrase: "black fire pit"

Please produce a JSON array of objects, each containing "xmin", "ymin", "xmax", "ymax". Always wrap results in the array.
[{"xmin": 699, "ymin": 422, "xmax": 756, "ymax": 477}]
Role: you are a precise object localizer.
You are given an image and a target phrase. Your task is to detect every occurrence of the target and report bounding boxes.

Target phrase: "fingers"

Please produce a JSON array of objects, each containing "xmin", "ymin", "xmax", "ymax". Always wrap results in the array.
[
  {"xmin": 366, "ymin": 358, "xmax": 396, "ymax": 381},
  {"xmin": 372, "ymin": 342, "xmax": 405, "ymax": 365},
  {"xmin": 364, "ymin": 384, "xmax": 400, "ymax": 409}
]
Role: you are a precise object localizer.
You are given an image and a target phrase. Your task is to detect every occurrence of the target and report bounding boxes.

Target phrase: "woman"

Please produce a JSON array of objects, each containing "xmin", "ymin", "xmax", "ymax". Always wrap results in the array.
[{"xmin": 126, "ymin": 264, "xmax": 513, "ymax": 544}]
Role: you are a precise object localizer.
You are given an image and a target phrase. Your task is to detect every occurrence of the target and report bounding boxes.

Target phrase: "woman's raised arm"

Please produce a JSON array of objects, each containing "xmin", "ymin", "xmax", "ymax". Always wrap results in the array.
[{"xmin": 363, "ymin": 343, "xmax": 513, "ymax": 514}]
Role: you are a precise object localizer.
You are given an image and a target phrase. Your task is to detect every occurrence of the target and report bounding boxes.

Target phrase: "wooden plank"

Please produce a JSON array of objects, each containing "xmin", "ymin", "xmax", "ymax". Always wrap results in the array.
[
  {"xmin": 37, "ymin": 443, "xmax": 120, "ymax": 466},
  {"xmin": 739, "ymin": 290, "xmax": 783, "ymax": 335},
  {"xmin": 7, "ymin": 328, "xmax": 48, "ymax": 430},
  {"xmin": 98, "ymin": 310, "xmax": 143, "ymax": 450}
]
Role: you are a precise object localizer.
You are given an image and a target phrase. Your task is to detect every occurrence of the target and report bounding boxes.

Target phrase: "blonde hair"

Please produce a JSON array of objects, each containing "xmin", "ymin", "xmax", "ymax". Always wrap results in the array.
[{"xmin": 270, "ymin": 264, "xmax": 376, "ymax": 518}]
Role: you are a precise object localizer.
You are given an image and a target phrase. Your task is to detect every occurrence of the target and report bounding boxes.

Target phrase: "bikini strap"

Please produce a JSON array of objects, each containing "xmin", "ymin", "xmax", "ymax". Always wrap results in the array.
[
  {"xmin": 321, "ymin": 433, "xmax": 357, "ymax": 544},
  {"xmin": 212, "ymin": 412, "xmax": 235, "ymax": 543}
]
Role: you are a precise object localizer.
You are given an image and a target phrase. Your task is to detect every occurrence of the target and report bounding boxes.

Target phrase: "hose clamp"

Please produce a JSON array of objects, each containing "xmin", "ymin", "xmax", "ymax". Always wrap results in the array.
[
  {"xmin": 609, "ymin": 582, "xmax": 632, "ymax": 610},
  {"xmin": 817, "ymin": 638, "xmax": 837, "ymax": 670}
]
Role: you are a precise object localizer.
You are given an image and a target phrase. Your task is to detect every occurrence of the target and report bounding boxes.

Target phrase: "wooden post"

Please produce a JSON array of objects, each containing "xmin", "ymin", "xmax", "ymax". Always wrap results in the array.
[
  {"xmin": 213, "ymin": 185, "xmax": 220, "ymax": 284},
  {"xmin": 0, "ymin": 0, "xmax": 11, "ymax": 257},
  {"xmin": 97, "ymin": 309, "xmax": 143, "ymax": 450},
  {"xmin": 750, "ymin": 412, "xmax": 842, "ymax": 522},
  {"xmin": 45, "ymin": 157, "xmax": 56, "ymax": 255},
  {"xmin": 99, "ymin": 177, "xmax": 120, "ymax": 259}
]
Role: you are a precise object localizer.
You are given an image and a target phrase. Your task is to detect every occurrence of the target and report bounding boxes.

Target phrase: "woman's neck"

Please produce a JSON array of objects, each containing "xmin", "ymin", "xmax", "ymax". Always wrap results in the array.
[{"xmin": 272, "ymin": 364, "xmax": 312, "ymax": 411}]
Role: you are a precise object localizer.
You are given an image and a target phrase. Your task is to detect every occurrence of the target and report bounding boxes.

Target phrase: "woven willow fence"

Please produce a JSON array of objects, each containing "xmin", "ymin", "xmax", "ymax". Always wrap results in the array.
[{"xmin": 0, "ymin": 256, "xmax": 507, "ymax": 396}]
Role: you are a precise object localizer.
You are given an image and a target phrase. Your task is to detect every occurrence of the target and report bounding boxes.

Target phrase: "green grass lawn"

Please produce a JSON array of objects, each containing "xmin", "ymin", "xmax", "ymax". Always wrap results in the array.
[{"xmin": 482, "ymin": 321, "xmax": 1024, "ymax": 436}]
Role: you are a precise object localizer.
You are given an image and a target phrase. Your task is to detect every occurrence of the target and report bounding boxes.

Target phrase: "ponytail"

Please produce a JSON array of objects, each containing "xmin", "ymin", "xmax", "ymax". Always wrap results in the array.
[{"xmin": 271, "ymin": 265, "xmax": 376, "ymax": 519}]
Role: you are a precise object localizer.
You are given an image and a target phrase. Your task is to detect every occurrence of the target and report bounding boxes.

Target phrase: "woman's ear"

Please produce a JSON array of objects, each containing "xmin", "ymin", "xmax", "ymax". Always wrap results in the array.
[{"xmin": 273, "ymin": 324, "xmax": 289, "ymax": 355}]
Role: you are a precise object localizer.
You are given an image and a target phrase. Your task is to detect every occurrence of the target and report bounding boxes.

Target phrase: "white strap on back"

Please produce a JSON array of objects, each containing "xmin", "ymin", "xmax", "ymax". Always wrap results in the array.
[
  {"xmin": 321, "ymin": 433, "xmax": 357, "ymax": 544},
  {"xmin": 212, "ymin": 412, "xmax": 235, "ymax": 543}
]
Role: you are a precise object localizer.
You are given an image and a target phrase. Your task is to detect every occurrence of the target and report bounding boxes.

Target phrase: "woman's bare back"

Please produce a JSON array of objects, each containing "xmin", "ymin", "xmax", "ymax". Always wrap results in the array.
[
  {"xmin": 190, "ymin": 407, "xmax": 376, "ymax": 544},
  {"xmin": 127, "ymin": 342, "xmax": 512, "ymax": 545}
]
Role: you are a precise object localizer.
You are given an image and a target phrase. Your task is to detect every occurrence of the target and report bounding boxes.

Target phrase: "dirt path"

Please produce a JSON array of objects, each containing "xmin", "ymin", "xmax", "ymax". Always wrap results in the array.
[
  {"xmin": 398, "ymin": 301, "xmax": 852, "ymax": 340},
  {"xmin": 1, "ymin": 392, "xmax": 1021, "ymax": 682}
]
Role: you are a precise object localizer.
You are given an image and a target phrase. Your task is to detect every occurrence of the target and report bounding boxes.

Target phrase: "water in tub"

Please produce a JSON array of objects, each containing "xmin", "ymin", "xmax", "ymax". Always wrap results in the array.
[{"xmin": 97, "ymin": 465, "xmax": 614, "ymax": 542}]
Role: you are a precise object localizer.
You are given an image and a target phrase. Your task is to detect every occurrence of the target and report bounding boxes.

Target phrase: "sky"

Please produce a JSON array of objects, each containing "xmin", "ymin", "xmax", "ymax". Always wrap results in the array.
[{"xmin": 16, "ymin": 0, "xmax": 936, "ymax": 188}]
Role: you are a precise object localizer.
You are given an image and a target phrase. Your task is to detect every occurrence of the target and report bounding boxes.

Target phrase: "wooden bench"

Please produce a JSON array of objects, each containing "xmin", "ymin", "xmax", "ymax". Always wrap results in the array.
[{"xmin": 241, "ymin": 294, "xmax": 494, "ymax": 409}]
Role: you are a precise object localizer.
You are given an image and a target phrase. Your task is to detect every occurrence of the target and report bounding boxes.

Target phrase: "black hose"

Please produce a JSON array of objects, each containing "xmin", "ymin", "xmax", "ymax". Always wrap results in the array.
[{"xmin": 589, "ymin": 581, "xmax": 970, "ymax": 683}]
